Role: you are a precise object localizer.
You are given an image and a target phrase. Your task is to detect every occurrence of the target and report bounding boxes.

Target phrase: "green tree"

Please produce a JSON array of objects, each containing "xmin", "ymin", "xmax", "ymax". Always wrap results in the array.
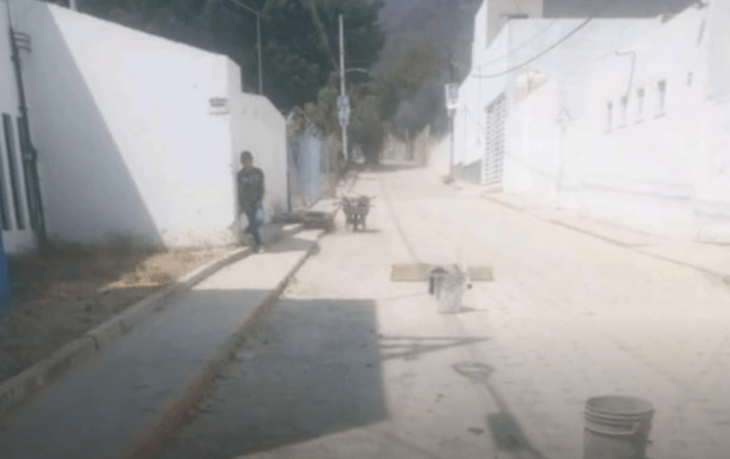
[
  {"xmin": 62, "ymin": 0, "xmax": 385, "ymax": 113},
  {"xmin": 373, "ymin": 0, "xmax": 481, "ymax": 137}
]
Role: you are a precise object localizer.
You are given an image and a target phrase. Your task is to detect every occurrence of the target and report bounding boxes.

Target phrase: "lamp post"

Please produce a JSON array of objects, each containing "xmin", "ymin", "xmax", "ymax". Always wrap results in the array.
[
  {"xmin": 337, "ymin": 14, "xmax": 349, "ymax": 167},
  {"xmin": 228, "ymin": 0, "xmax": 263, "ymax": 95},
  {"xmin": 445, "ymin": 83, "xmax": 459, "ymax": 181}
]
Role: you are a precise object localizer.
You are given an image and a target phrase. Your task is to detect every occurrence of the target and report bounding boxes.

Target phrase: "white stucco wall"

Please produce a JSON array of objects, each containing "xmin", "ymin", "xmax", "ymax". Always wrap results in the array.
[
  {"xmin": 577, "ymin": 5, "xmax": 709, "ymax": 238},
  {"xmin": 7, "ymin": 0, "xmax": 287, "ymax": 250},
  {"xmin": 228, "ymin": 60, "xmax": 288, "ymax": 222},
  {"xmin": 705, "ymin": 0, "xmax": 730, "ymax": 100},
  {"xmin": 458, "ymin": 11, "xmax": 657, "ymax": 176},
  {"xmin": 462, "ymin": 0, "xmax": 730, "ymax": 241},
  {"xmin": 504, "ymin": 79, "xmax": 564, "ymax": 208}
]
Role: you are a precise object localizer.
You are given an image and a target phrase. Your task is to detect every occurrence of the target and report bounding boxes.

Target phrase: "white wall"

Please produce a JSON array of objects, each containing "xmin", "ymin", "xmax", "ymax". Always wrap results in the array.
[
  {"xmin": 705, "ymin": 0, "xmax": 730, "ymax": 101},
  {"xmin": 0, "ymin": 5, "xmax": 35, "ymax": 255},
  {"xmin": 9, "ymin": 0, "xmax": 288, "ymax": 250},
  {"xmin": 228, "ymin": 60, "xmax": 288, "ymax": 223},
  {"xmin": 504, "ymin": 79, "xmax": 563, "ymax": 208},
  {"xmin": 576, "ymin": 5, "xmax": 708, "ymax": 238},
  {"xmin": 457, "ymin": 14, "xmax": 657, "ymax": 176}
]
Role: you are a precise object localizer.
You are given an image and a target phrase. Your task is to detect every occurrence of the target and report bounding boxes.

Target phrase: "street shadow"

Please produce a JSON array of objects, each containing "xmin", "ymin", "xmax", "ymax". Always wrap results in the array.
[
  {"xmin": 258, "ymin": 236, "xmax": 316, "ymax": 254},
  {"xmin": 336, "ymin": 228, "xmax": 381, "ymax": 235},
  {"xmin": 457, "ymin": 306, "xmax": 489, "ymax": 314},
  {"xmin": 23, "ymin": 4, "xmax": 164, "ymax": 250},
  {"xmin": 150, "ymin": 295, "xmax": 386, "ymax": 459},
  {"xmin": 379, "ymin": 335, "xmax": 490, "ymax": 361},
  {"xmin": 452, "ymin": 362, "xmax": 547, "ymax": 459}
]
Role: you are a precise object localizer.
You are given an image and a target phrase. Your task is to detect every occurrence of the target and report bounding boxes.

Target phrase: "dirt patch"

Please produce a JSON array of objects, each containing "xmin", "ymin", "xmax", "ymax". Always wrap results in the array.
[{"xmin": 0, "ymin": 246, "xmax": 230, "ymax": 383}]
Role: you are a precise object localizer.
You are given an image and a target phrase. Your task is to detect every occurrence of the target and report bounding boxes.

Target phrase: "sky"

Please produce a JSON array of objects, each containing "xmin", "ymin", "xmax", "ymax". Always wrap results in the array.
[{"xmin": 379, "ymin": 0, "xmax": 699, "ymax": 26}]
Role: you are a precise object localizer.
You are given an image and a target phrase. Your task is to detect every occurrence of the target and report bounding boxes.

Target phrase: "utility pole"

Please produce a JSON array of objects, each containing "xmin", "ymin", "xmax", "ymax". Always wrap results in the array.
[
  {"xmin": 229, "ymin": 0, "xmax": 263, "ymax": 95},
  {"xmin": 445, "ymin": 83, "xmax": 459, "ymax": 182},
  {"xmin": 339, "ymin": 14, "xmax": 348, "ymax": 166},
  {"xmin": 256, "ymin": 11, "xmax": 263, "ymax": 95}
]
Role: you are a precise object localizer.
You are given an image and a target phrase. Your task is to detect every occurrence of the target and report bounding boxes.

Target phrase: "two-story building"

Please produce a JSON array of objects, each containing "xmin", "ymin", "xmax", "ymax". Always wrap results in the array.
[
  {"xmin": 453, "ymin": 0, "xmax": 695, "ymax": 188},
  {"xmin": 453, "ymin": 0, "xmax": 730, "ymax": 241}
]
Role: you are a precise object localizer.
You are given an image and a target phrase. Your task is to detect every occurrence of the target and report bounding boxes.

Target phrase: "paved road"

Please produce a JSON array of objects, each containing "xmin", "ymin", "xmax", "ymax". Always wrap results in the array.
[{"xmin": 150, "ymin": 166, "xmax": 730, "ymax": 459}]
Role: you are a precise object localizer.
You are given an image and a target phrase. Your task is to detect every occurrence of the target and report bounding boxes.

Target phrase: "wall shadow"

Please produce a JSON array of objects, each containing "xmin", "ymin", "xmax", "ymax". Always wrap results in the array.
[
  {"xmin": 151, "ymin": 295, "xmax": 387, "ymax": 459},
  {"xmin": 258, "ymin": 235, "xmax": 315, "ymax": 254},
  {"xmin": 21, "ymin": 5, "xmax": 164, "ymax": 249},
  {"xmin": 380, "ymin": 335, "xmax": 490, "ymax": 361}
]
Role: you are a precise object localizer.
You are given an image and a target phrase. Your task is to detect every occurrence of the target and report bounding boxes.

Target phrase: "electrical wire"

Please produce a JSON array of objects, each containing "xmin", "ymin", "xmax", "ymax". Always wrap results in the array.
[
  {"xmin": 509, "ymin": 0, "xmax": 524, "ymax": 14},
  {"xmin": 477, "ymin": 20, "xmax": 559, "ymax": 69},
  {"xmin": 472, "ymin": 17, "xmax": 593, "ymax": 79},
  {"xmin": 471, "ymin": 0, "xmax": 620, "ymax": 80},
  {"xmin": 306, "ymin": 0, "xmax": 340, "ymax": 73}
]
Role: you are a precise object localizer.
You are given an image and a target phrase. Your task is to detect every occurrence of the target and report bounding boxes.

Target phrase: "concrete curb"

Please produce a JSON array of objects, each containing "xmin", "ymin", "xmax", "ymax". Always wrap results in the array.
[
  {"xmin": 125, "ymin": 230, "xmax": 327, "ymax": 459},
  {"xmin": 479, "ymin": 193, "xmax": 730, "ymax": 283},
  {"xmin": 0, "ymin": 223, "xmax": 304, "ymax": 418},
  {"xmin": 480, "ymin": 192, "xmax": 528, "ymax": 212}
]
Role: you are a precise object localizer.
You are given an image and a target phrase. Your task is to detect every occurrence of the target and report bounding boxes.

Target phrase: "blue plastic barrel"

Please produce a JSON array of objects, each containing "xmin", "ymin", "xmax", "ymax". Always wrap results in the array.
[{"xmin": 0, "ymin": 234, "xmax": 11, "ymax": 320}]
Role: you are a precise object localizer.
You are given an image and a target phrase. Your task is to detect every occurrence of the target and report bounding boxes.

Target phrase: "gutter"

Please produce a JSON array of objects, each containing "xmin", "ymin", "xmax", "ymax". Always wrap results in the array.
[{"xmin": 5, "ymin": 1, "xmax": 46, "ymax": 245}]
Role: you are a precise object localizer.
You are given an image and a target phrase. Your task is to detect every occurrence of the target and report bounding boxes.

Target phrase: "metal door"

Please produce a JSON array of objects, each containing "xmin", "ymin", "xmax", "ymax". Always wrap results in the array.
[{"xmin": 482, "ymin": 93, "xmax": 506, "ymax": 187}]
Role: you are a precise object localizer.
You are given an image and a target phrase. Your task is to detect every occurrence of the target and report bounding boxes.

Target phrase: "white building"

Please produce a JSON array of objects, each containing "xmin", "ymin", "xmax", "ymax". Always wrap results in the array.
[
  {"xmin": 454, "ymin": 0, "xmax": 730, "ymax": 241},
  {"xmin": 1, "ymin": 0, "xmax": 288, "ymax": 255},
  {"xmin": 454, "ymin": 0, "xmax": 666, "ymax": 186},
  {"xmin": 561, "ymin": 0, "xmax": 730, "ymax": 241}
]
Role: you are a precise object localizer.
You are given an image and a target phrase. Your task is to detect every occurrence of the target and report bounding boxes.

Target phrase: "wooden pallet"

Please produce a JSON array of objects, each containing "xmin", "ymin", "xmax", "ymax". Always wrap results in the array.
[{"xmin": 390, "ymin": 264, "xmax": 493, "ymax": 282}]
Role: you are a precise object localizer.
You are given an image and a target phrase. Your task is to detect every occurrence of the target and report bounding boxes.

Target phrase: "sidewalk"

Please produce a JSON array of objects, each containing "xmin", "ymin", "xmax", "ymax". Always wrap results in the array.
[
  {"xmin": 480, "ymin": 191, "xmax": 730, "ymax": 280},
  {"xmin": 0, "ymin": 229, "xmax": 325, "ymax": 459}
]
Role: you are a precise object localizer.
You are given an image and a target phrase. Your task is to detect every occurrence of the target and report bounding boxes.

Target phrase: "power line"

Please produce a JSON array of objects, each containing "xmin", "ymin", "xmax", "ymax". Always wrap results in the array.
[
  {"xmin": 509, "ymin": 0, "xmax": 525, "ymax": 14},
  {"xmin": 471, "ymin": 17, "xmax": 593, "ymax": 79},
  {"xmin": 470, "ymin": 0, "xmax": 621, "ymax": 80},
  {"xmin": 477, "ymin": 20, "xmax": 559, "ymax": 69},
  {"xmin": 306, "ymin": 0, "xmax": 339, "ymax": 72}
]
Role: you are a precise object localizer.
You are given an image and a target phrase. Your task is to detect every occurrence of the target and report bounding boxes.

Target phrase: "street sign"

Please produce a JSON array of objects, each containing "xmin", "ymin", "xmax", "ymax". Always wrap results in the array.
[
  {"xmin": 337, "ymin": 95, "xmax": 350, "ymax": 110},
  {"xmin": 209, "ymin": 97, "xmax": 229, "ymax": 115},
  {"xmin": 338, "ymin": 95, "xmax": 350, "ymax": 126},
  {"xmin": 338, "ymin": 109, "xmax": 350, "ymax": 126},
  {"xmin": 445, "ymin": 83, "xmax": 459, "ymax": 112}
]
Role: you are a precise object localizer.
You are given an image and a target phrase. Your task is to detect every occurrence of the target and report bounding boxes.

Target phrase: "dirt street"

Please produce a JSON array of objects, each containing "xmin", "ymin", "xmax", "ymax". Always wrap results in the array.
[{"xmin": 150, "ymin": 165, "xmax": 730, "ymax": 459}]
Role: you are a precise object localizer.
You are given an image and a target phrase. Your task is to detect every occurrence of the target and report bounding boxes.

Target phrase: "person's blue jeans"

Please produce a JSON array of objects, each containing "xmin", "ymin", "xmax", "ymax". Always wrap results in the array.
[{"xmin": 244, "ymin": 204, "xmax": 262, "ymax": 249}]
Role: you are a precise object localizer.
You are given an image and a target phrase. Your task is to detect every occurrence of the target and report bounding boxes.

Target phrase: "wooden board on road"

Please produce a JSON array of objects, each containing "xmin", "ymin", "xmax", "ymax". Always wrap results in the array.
[{"xmin": 391, "ymin": 264, "xmax": 493, "ymax": 282}]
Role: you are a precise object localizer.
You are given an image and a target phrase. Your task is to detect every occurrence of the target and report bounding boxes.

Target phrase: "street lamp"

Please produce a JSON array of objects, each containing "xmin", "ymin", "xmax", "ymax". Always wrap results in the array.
[
  {"xmin": 227, "ymin": 0, "xmax": 263, "ymax": 96},
  {"xmin": 445, "ymin": 83, "xmax": 459, "ymax": 181}
]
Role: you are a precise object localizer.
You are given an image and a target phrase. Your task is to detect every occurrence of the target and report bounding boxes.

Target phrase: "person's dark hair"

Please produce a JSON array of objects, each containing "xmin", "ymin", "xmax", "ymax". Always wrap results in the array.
[{"xmin": 241, "ymin": 151, "xmax": 253, "ymax": 162}]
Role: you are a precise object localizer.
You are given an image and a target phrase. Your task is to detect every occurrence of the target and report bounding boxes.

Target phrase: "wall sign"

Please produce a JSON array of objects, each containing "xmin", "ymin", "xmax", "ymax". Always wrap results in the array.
[{"xmin": 209, "ymin": 97, "xmax": 229, "ymax": 115}]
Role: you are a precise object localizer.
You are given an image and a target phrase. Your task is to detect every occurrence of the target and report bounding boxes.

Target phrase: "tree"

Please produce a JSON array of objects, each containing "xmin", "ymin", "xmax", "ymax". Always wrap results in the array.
[
  {"xmin": 61, "ymin": 0, "xmax": 385, "ymax": 113},
  {"xmin": 259, "ymin": 0, "xmax": 385, "ymax": 111},
  {"xmin": 372, "ymin": 0, "xmax": 482, "ymax": 137}
]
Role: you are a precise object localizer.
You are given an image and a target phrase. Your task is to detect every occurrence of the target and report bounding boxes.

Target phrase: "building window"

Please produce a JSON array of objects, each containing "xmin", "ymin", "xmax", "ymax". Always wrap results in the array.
[
  {"xmin": 636, "ymin": 88, "xmax": 645, "ymax": 121},
  {"xmin": 620, "ymin": 96, "xmax": 628, "ymax": 127},
  {"xmin": 606, "ymin": 102, "xmax": 613, "ymax": 131},
  {"xmin": 657, "ymin": 80, "xmax": 667, "ymax": 115}
]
